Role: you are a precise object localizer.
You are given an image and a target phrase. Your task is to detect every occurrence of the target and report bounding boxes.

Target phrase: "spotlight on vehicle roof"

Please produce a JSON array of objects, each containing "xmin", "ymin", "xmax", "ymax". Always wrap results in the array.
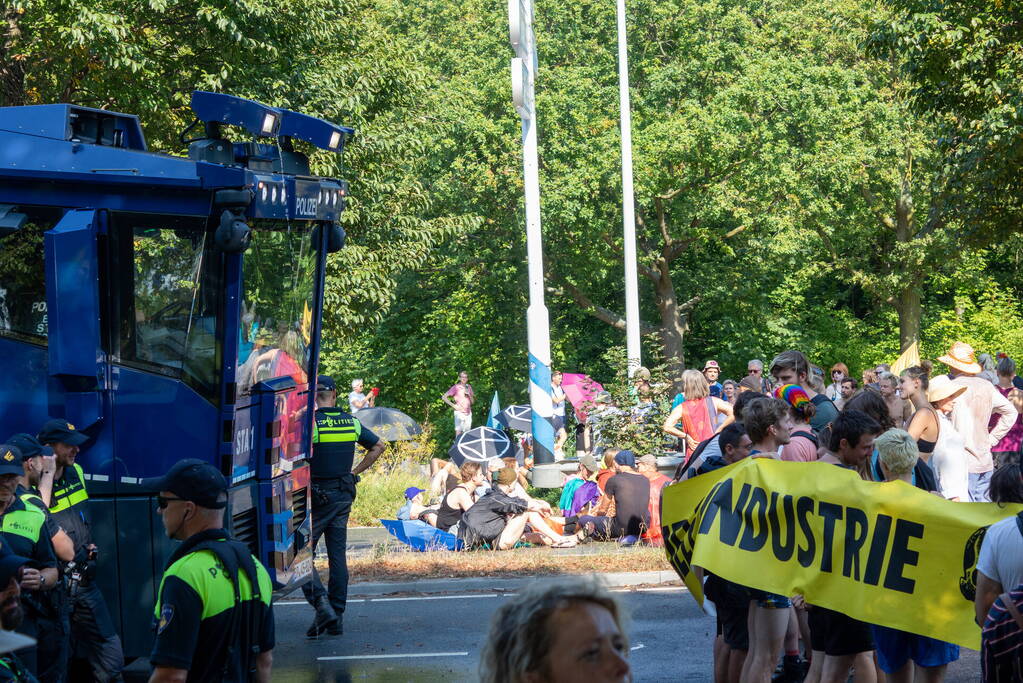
[
  {"xmin": 190, "ymin": 91, "xmax": 281, "ymax": 138},
  {"xmin": 0, "ymin": 205, "xmax": 27, "ymax": 234},
  {"xmin": 275, "ymin": 109, "xmax": 354, "ymax": 153}
]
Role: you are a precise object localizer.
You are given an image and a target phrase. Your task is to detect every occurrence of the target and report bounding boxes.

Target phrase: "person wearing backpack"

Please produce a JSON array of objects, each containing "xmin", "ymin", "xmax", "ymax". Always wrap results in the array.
[
  {"xmin": 975, "ymin": 463, "xmax": 1023, "ymax": 682},
  {"xmin": 774, "ymin": 384, "xmax": 819, "ymax": 462},
  {"xmin": 662, "ymin": 370, "xmax": 734, "ymax": 462}
]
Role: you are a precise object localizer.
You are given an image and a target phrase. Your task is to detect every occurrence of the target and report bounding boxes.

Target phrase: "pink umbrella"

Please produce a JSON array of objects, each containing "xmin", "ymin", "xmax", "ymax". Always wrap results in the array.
[{"xmin": 561, "ymin": 373, "xmax": 604, "ymax": 422}]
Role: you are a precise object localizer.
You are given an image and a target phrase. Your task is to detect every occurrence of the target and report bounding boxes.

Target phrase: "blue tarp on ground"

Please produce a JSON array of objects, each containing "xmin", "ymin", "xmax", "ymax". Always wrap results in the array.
[{"xmin": 381, "ymin": 519, "xmax": 463, "ymax": 552}]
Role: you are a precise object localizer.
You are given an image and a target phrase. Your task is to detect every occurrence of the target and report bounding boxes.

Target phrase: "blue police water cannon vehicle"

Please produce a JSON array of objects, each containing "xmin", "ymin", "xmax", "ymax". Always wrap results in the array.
[{"xmin": 0, "ymin": 91, "xmax": 354, "ymax": 658}]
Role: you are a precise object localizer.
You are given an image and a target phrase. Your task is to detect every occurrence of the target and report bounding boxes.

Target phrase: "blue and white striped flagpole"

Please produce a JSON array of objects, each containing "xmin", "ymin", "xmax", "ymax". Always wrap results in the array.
[{"xmin": 509, "ymin": 0, "xmax": 557, "ymax": 480}]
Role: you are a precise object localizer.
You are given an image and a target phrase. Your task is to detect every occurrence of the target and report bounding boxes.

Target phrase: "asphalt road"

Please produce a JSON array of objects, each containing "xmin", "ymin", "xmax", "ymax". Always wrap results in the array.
[{"xmin": 268, "ymin": 584, "xmax": 983, "ymax": 682}]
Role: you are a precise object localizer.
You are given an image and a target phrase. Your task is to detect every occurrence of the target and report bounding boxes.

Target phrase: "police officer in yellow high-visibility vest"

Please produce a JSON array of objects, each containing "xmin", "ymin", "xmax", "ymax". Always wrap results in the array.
[
  {"xmin": 302, "ymin": 376, "xmax": 386, "ymax": 638},
  {"xmin": 37, "ymin": 419, "xmax": 124, "ymax": 682},
  {"xmin": 0, "ymin": 440, "xmax": 60, "ymax": 680},
  {"xmin": 141, "ymin": 459, "xmax": 274, "ymax": 683}
]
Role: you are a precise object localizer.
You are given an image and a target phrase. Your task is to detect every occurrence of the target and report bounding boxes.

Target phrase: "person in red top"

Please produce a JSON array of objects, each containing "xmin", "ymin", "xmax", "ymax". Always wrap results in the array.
[{"xmin": 636, "ymin": 454, "xmax": 670, "ymax": 546}]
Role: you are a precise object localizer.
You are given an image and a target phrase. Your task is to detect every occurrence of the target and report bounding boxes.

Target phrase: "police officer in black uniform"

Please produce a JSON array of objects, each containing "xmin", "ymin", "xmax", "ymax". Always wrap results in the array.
[
  {"xmin": 0, "ymin": 442, "xmax": 59, "ymax": 679},
  {"xmin": 6, "ymin": 434, "xmax": 74, "ymax": 683},
  {"xmin": 0, "ymin": 551, "xmax": 47, "ymax": 683},
  {"xmin": 140, "ymin": 459, "xmax": 274, "ymax": 682},
  {"xmin": 302, "ymin": 376, "xmax": 386, "ymax": 638},
  {"xmin": 37, "ymin": 419, "xmax": 123, "ymax": 682}
]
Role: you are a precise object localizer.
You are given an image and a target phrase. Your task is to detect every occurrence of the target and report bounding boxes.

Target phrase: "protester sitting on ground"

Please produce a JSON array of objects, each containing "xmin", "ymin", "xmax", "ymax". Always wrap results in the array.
[
  {"xmin": 558, "ymin": 454, "xmax": 598, "ymax": 516},
  {"xmin": 991, "ymin": 356, "xmax": 1023, "ymax": 468},
  {"xmin": 869, "ymin": 429, "xmax": 960, "ymax": 682},
  {"xmin": 576, "ymin": 450, "xmax": 650, "ymax": 544},
  {"xmin": 736, "ymin": 397, "xmax": 796, "ymax": 683},
  {"xmin": 799, "ymin": 410, "xmax": 882, "ymax": 683},
  {"xmin": 479, "ymin": 576, "xmax": 631, "ymax": 683},
  {"xmin": 941, "ymin": 341, "xmax": 1017, "ymax": 502},
  {"xmin": 595, "ymin": 449, "xmax": 619, "ymax": 493},
  {"xmin": 926, "ymin": 375, "xmax": 970, "ymax": 500},
  {"xmin": 397, "ymin": 487, "xmax": 428, "ymax": 521},
  {"xmin": 662, "ymin": 370, "xmax": 734, "ymax": 459},
  {"xmin": 774, "ymin": 384, "xmax": 818, "ymax": 462},
  {"xmin": 636, "ymin": 454, "xmax": 671, "ymax": 546},
  {"xmin": 421, "ymin": 462, "xmax": 483, "ymax": 532},
  {"xmin": 770, "ymin": 350, "xmax": 838, "ymax": 434},
  {"xmin": 459, "ymin": 468, "xmax": 577, "ymax": 550}
]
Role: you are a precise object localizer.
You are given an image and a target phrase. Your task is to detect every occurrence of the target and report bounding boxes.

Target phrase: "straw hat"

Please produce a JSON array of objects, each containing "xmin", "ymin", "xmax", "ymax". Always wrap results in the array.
[
  {"xmin": 927, "ymin": 375, "xmax": 967, "ymax": 404},
  {"xmin": 938, "ymin": 341, "xmax": 982, "ymax": 375}
]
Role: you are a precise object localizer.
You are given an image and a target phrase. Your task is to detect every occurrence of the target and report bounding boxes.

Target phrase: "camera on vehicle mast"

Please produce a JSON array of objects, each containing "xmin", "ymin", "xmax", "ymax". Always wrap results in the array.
[{"xmin": 213, "ymin": 189, "xmax": 253, "ymax": 253}]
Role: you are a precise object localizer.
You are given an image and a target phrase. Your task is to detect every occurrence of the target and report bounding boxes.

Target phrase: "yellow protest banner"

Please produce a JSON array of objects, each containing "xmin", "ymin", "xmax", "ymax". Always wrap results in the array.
[{"xmin": 661, "ymin": 457, "xmax": 1023, "ymax": 649}]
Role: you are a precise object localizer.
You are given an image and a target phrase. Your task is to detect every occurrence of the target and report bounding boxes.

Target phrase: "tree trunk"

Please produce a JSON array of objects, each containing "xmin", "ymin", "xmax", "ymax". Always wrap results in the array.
[
  {"xmin": 655, "ymin": 275, "xmax": 688, "ymax": 391},
  {"xmin": 894, "ymin": 285, "xmax": 921, "ymax": 354}
]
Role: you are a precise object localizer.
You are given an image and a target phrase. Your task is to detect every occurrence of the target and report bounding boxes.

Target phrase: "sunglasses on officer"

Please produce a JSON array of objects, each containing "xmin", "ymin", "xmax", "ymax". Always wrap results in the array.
[{"xmin": 156, "ymin": 495, "xmax": 188, "ymax": 510}]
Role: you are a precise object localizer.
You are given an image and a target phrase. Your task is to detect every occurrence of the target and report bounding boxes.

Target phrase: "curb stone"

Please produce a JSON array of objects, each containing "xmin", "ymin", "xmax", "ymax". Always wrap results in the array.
[{"xmin": 348, "ymin": 570, "xmax": 683, "ymax": 597}]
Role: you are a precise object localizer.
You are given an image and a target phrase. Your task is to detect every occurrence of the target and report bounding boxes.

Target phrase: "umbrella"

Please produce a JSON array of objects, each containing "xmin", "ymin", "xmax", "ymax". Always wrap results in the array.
[
  {"xmin": 447, "ymin": 426, "xmax": 511, "ymax": 466},
  {"xmin": 561, "ymin": 373, "xmax": 604, "ymax": 421},
  {"xmin": 496, "ymin": 404, "xmax": 532, "ymax": 432},
  {"xmin": 353, "ymin": 407, "xmax": 422, "ymax": 442}
]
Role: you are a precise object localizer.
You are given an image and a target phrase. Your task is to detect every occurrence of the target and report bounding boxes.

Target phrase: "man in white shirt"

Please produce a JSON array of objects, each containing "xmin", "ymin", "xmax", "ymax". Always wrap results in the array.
[
  {"xmin": 940, "ymin": 342, "xmax": 1017, "ymax": 502},
  {"xmin": 551, "ymin": 371, "xmax": 567, "ymax": 458},
  {"xmin": 348, "ymin": 379, "xmax": 374, "ymax": 412}
]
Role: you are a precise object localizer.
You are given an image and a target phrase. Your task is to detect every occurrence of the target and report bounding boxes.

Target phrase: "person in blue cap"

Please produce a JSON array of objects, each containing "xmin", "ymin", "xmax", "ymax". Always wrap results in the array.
[
  {"xmin": 0, "ymin": 443, "xmax": 59, "ymax": 680},
  {"xmin": 36, "ymin": 419, "xmax": 122, "ymax": 682},
  {"xmin": 140, "ymin": 459, "xmax": 274, "ymax": 683},
  {"xmin": 4, "ymin": 434, "xmax": 72, "ymax": 683},
  {"xmin": 302, "ymin": 375, "xmax": 386, "ymax": 639},
  {"xmin": 0, "ymin": 549, "xmax": 44, "ymax": 683},
  {"xmin": 397, "ymin": 487, "xmax": 427, "ymax": 521}
]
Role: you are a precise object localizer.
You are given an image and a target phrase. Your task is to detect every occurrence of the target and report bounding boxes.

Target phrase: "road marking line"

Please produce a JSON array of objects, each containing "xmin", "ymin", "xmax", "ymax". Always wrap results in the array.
[
  {"xmin": 277, "ymin": 600, "xmax": 365, "ymax": 605},
  {"xmin": 317, "ymin": 652, "xmax": 469, "ymax": 661},
  {"xmin": 370, "ymin": 594, "xmax": 511, "ymax": 602},
  {"xmin": 631, "ymin": 644, "xmax": 645, "ymax": 651}
]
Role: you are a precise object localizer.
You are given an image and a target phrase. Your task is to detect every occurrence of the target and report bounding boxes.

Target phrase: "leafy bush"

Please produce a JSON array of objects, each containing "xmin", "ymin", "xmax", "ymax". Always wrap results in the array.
[{"xmin": 349, "ymin": 423, "xmax": 436, "ymax": 527}]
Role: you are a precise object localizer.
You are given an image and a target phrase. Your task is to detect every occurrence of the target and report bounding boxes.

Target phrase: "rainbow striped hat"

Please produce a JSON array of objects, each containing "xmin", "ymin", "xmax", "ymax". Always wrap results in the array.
[{"xmin": 774, "ymin": 384, "xmax": 810, "ymax": 410}]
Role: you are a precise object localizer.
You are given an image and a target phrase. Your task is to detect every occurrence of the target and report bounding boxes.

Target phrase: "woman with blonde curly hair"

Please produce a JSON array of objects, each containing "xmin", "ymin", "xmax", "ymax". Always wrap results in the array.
[{"xmin": 479, "ymin": 577, "xmax": 632, "ymax": 683}]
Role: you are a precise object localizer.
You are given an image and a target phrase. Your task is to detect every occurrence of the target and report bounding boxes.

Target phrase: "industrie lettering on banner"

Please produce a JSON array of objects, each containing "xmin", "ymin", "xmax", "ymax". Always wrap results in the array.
[{"xmin": 661, "ymin": 457, "xmax": 1023, "ymax": 649}]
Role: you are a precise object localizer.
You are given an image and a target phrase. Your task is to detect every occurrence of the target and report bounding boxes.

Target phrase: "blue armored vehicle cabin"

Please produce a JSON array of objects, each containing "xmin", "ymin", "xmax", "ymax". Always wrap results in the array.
[{"xmin": 0, "ymin": 91, "xmax": 354, "ymax": 658}]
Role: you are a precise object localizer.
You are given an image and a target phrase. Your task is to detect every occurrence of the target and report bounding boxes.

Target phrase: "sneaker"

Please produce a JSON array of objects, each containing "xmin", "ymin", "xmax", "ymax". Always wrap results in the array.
[{"xmin": 619, "ymin": 535, "xmax": 639, "ymax": 547}]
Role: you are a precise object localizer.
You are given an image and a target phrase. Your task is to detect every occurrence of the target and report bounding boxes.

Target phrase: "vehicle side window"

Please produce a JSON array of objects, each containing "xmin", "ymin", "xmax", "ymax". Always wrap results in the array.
[
  {"xmin": 0, "ymin": 208, "xmax": 59, "ymax": 343},
  {"xmin": 109, "ymin": 213, "xmax": 221, "ymax": 402}
]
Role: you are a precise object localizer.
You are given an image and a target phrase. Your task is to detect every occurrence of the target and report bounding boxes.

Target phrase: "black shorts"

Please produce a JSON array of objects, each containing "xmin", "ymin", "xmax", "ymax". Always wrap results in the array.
[
  {"xmin": 809, "ymin": 606, "xmax": 874, "ymax": 657},
  {"xmin": 706, "ymin": 575, "xmax": 750, "ymax": 651}
]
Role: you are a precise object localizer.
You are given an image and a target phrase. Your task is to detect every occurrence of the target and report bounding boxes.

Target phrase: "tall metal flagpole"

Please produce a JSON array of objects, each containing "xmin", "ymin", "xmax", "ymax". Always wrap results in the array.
[
  {"xmin": 616, "ymin": 0, "xmax": 642, "ymax": 375},
  {"xmin": 509, "ymin": 0, "xmax": 558, "ymax": 481}
]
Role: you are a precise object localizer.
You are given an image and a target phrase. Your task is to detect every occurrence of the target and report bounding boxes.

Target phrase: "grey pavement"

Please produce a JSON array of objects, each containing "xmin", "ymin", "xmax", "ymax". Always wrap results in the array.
[{"xmin": 269, "ymin": 581, "xmax": 982, "ymax": 682}]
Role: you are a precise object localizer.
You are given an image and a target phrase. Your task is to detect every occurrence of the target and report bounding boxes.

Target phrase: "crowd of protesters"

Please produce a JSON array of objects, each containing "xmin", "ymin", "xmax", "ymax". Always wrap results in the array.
[{"xmin": 660, "ymin": 343, "xmax": 1023, "ymax": 683}]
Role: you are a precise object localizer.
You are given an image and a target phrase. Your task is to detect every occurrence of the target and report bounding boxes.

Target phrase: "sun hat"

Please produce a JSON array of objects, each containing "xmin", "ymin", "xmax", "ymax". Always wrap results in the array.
[
  {"xmin": 578, "ymin": 453, "xmax": 600, "ymax": 472},
  {"xmin": 638, "ymin": 454, "xmax": 658, "ymax": 467},
  {"xmin": 938, "ymin": 342, "xmax": 982, "ymax": 375},
  {"xmin": 704, "ymin": 360, "xmax": 720, "ymax": 371},
  {"xmin": 927, "ymin": 375, "xmax": 968, "ymax": 404}
]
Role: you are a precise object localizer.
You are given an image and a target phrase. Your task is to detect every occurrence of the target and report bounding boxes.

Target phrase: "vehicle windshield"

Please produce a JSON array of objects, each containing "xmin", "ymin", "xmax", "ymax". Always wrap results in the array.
[
  {"xmin": 236, "ymin": 224, "xmax": 318, "ymax": 398},
  {"xmin": 0, "ymin": 206, "xmax": 62, "ymax": 343}
]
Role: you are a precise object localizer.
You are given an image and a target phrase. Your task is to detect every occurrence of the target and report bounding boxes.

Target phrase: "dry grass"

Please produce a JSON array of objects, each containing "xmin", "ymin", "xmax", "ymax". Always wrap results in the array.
[{"xmin": 346, "ymin": 544, "xmax": 674, "ymax": 583}]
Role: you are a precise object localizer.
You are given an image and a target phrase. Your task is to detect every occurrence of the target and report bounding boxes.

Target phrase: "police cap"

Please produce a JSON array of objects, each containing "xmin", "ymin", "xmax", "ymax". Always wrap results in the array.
[
  {"xmin": 0, "ymin": 445, "xmax": 21, "ymax": 476},
  {"xmin": 140, "ymin": 459, "xmax": 228, "ymax": 509},
  {"xmin": 316, "ymin": 375, "xmax": 337, "ymax": 392},
  {"xmin": 5, "ymin": 434, "xmax": 53, "ymax": 461},
  {"xmin": 37, "ymin": 419, "xmax": 89, "ymax": 447}
]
